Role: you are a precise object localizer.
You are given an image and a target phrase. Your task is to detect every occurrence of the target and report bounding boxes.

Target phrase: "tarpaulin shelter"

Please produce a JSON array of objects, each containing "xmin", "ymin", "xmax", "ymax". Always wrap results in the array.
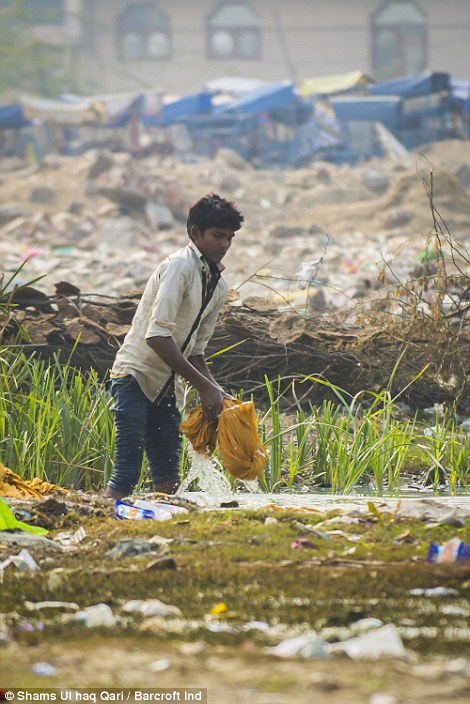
[
  {"xmin": 300, "ymin": 71, "xmax": 375, "ymax": 98},
  {"xmin": 451, "ymin": 80, "xmax": 470, "ymax": 113},
  {"xmin": 215, "ymin": 81, "xmax": 312, "ymax": 124},
  {"xmin": 204, "ymin": 76, "xmax": 268, "ymax": 97},
  {"xmin": 0, "ymin": 104, "xmax": 30, "ymax": 130},
  {"xmin": 329, "ymin": 96, "xmax": 403, "ymax": 163},
  {"xmin": 368, "ymin": 71, "xmax": 450, "ymax": 98},
  {"xmin": 330, "ymin": 96, "xmax": 402, "ymax": 125},
  {"xmin": 142, "ymin": 91, "xmax": 213, "ymax": 127},
  {"xmin": 210, "ymin": 82, "xmax": 314, "ymax": 166},
  {"xmin": 20, "ymin": 95, "xmax": 107, "ymax": 125},
  {"xmin": 368, "ymin": 72, "xmax": 453, "ymax": 148}
]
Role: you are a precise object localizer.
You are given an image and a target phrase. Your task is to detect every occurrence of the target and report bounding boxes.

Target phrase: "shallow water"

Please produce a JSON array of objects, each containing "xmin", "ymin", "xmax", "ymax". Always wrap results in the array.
[
  {"xmin": 183, "ymin": 489, "xmax": 470, "ymax": 512},
  {"xmin": 178, "ymin": 454, "xmax": 470, "ymax": 510}
]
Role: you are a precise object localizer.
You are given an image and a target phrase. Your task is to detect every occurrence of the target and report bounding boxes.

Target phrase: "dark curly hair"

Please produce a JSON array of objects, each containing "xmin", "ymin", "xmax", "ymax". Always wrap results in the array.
[{"xmin": 187, "ymin": 193, "xmax": 244, "ymax": 238}]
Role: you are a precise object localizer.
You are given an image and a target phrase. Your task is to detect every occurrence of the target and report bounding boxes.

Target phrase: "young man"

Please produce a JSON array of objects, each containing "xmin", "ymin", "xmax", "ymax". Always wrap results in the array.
[{"xmin": 104, "ymin": 193, "xmax": 244, "ymax": 499}]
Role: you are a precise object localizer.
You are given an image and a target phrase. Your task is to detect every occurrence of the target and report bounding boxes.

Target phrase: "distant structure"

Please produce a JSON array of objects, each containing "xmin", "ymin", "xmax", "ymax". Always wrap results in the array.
[{"xmin": 3, "ymin": 0, "xmax": 470, "ymax": 93}]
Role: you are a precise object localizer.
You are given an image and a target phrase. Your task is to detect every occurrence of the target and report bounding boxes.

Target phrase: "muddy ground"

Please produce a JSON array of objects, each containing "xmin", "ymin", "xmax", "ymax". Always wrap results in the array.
[{"xmin": 1, "ymin": 492, "xmax": 470, "ymax": 703}]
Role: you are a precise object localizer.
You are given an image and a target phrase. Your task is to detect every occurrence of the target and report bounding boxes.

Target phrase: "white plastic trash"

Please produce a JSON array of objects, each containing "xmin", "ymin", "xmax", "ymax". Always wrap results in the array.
[
  {"xmin": 74, "ymin": 603, "xmax": 116, "ymax": 628},
  {"xmin": 133, "ymin": 499, "xmax": 188, "ymax": 520},
  {"xmin": 331, "ymin": 624, "xmax": 406, "ymax": 660}
]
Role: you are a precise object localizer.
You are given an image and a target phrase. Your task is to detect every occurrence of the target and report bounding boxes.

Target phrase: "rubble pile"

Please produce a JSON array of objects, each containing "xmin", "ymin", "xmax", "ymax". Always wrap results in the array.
[
  {"xmin": 1, "ymin": 140, "xmax": 469, "ymax": 302},
  {"xmin": 1, "ymin": 140, "xmax": 469, "ymax": 409}
]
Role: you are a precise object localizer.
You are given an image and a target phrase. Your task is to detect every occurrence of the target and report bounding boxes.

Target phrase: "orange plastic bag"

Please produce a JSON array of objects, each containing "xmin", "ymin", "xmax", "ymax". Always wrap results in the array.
[{"xmin": 180, "ymin": 399, "xmax": 266, "ymax": 481}]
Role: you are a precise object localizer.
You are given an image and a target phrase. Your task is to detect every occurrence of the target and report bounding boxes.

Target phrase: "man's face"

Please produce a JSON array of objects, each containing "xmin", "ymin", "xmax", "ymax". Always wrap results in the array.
[{"xmin": 191, "ymin": 225, "xmax": 235, "ymax": 265}]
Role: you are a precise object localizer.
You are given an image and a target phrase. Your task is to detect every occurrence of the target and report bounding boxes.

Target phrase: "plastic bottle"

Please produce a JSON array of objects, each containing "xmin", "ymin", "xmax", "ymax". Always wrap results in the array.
[
  {"xmin": 114, "ymin": 500, "xmax": 155, "ymax": 521},
  {"xmin": 133, "ymin": 498, "xmax": 188, "ymax": 518}
]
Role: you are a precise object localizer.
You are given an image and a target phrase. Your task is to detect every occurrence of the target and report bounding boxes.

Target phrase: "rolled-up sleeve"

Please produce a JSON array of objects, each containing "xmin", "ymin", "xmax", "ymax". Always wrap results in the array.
[{"xmin": 145, "ymin": 259, "xmax": 189, "ymax": 339}]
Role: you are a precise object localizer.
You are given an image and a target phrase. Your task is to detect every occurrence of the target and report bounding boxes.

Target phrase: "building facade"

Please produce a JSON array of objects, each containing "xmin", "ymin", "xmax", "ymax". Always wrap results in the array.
[{"xmin": 11, "ymin": 0, "xmax": 470, "ymax": 94}]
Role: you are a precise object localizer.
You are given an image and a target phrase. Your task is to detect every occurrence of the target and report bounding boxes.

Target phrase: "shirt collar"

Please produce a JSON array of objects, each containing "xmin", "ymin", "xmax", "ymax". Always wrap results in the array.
[{"xmin": 187, "ymin": 239, "xmax": 225, "ymax": 272}]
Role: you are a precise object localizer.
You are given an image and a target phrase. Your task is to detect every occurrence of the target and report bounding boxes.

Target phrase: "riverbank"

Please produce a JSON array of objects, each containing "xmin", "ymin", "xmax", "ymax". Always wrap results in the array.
[{"xmin": 1, "ymin": 492, "xmax": 470, "ymax": 702}]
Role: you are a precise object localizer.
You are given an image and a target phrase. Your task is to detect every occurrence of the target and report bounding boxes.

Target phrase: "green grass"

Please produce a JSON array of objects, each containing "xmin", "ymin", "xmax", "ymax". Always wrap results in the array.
[{"xmin": 0, "ymin": 351, "xmax": 469, "ymax": 495}]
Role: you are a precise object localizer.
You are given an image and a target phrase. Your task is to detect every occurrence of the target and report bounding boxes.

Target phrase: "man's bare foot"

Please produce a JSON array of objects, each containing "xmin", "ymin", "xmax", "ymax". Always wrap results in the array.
[
  {"xmin": 104, "ymin": 486, "xmax": 128, "ymax": 499},
  {"xmin": 153, "ymin": 480, "xmax": 180, "ymax": 495}
]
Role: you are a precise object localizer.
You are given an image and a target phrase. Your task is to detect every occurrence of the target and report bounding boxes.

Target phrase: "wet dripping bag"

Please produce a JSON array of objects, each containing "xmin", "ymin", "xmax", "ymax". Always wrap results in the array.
[{"xmin": 180, "ymin": 398, "xmax": 266, "ymax": 481}]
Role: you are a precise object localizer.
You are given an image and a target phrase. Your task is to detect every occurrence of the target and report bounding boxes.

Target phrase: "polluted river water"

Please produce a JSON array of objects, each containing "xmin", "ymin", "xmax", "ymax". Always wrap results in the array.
[{"xmin": 178, "ymin": 450, "xmax": 470, "ymax": 513}]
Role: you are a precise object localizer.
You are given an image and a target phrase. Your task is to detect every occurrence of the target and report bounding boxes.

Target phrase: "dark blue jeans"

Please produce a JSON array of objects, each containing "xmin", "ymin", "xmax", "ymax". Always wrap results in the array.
[{"xmin": 107, "ymin": 375, "xmax": 182, "ymax": 495}]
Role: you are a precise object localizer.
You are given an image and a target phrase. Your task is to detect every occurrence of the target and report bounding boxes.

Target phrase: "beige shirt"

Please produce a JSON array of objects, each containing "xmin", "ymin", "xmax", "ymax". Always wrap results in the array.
[{"xmin": 111, "ymin": 240, "xmax": 227, "ymax": 401}]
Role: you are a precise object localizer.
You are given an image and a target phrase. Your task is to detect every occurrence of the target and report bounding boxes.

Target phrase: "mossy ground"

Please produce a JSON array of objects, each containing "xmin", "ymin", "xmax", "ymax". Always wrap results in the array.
[{"xmin": 1, "ymin": 495, "xmax": 470, "ymax": 700}]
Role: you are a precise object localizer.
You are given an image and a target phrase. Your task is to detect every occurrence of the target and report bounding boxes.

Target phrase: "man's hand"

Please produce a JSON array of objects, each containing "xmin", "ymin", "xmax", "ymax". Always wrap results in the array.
[{"xmin": 200, "ymin": 383, "xmax": 224, "ymax": 422}]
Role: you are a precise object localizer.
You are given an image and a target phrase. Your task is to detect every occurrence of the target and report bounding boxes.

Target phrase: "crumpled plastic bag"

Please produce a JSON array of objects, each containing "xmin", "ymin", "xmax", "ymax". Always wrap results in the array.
[
  {"xmin": 180, "ymin": 398, "xmax": 266, "ymax": 481},
  {"xmin": 0, "ymin": 497, "xmax": 48, "ymax": 535},
  {"xmin": 0, "ymin": 462, "xmax": 67, "ymax": 499}
]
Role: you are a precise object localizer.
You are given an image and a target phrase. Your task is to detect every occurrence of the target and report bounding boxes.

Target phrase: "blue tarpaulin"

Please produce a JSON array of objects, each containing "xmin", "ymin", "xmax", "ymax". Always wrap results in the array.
[
  {"xmin": 330, "ymin": 96, "xmax": 402, "ymax": 125},
  {"xmin": 142, "ymin": 92, "xmax": 213, "ymax": 127},
  {"xmin": 0, "ymin": 104, "xmax": 30, "ymax": 130},
  {"xmin": 368, "ymin": 72, "xmax": 450, "ymax": 98},
  {"xmin": 216, "ymin": 82, "xmax": 297, "ymax": 116},
  {"xmin": 215, "ymin": 82, "xmax": 313, "ymax": 125},
  {"xmin": 451, "ymin": 80, "xmax": 470, "ymax": 113}
]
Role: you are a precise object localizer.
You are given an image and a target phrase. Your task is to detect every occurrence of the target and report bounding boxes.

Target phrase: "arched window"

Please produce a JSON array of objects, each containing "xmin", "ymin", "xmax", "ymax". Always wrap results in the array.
[
  {"xmin": 372, "ymin": 1, "xmax": 427, "ymax": 79},
  {"xmin": 117, "ymin": 3, "xmax": 171, "ymax": 62},
  {"xmin": 207, "ymin": 2, "xmax": 261, "ymax": 60}
]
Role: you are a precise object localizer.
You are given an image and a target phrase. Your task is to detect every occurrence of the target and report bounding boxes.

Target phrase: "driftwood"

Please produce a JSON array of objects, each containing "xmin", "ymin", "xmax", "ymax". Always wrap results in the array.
[{"xmin": 1, "ymin": 281, "xmax": 470, "ymax": 414}]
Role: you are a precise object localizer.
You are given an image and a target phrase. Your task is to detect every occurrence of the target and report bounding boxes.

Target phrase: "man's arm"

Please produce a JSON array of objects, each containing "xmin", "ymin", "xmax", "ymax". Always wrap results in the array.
[
  {"xmin": 188, "ymin": 354, "xmax": 232, "ymax": 399},
  {"xmin": 147, "ymin": 336, "xmax": 223, "ymax": 420}
]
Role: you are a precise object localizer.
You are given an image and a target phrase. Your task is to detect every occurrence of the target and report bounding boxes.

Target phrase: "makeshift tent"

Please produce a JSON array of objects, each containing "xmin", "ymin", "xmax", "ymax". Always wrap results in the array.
[
  {"xmin": 215, "ymin": 82, "xmax": 310, "ymax": 122},
  {"xmin": 330, "ymin": 96, "xmax": 402, "ymax": 126},
  {"xmin": 142, "ymin": 92, "xmax": 213, "ymax": 127},
  {"xmin": 204, "ymin": 76, "xmax": 268, "ymax": 97},
  {"xmin": 300, "ymin": 71, "xmax": 374, "ymax": 97},
  {"xmin": 20, "ymin": 95, "xmax": 107, "ymax": 125},
  {"xmin": 328, "ymin": 96, "xmax": 403, "ymax": 163},
  {"xmin": 368, "ymin": 72, "xmax": 450, "ymax": 98},
  {"xmin": 450, "ymin": 80, "xmax": 470, "ymax": 113},
  {"xmin": 0, "ymin": 104, "xmax": 30, "ymax": 130}
]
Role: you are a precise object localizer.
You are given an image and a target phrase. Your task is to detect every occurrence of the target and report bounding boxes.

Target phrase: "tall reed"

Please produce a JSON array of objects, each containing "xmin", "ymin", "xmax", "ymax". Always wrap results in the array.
[{"xmin": 1, "ymin": 352, "xmax": 468, "ymax": 496}]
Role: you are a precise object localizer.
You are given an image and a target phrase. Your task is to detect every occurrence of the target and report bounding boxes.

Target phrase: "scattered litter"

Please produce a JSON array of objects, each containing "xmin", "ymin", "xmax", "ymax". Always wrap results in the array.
[
  {"xmin": 208, "ymin": 602, "xmax": 227, "ymax": 615},
  {"xmin": 178, "ymin": 641, "xmax": 206, "ymax": 656},
  {"xmin": 330, "ymin": 624, "xmax": 406, "ymax": 660},
  {"xmin": 0, "ymin": 463, "xmax": 67, "ymax": 499},
  {"xmin": 267, "ymin": 633, "xmax": 329, "ymax": 659},
  {"xmin": 369, "ymin": 695, "xmax": 398, "ymax": 704},
  {"xmin": 133, "ymin": 498, "xmax": 189, "ymax": 518},
  {"xmin": 0, "ymin": 496, "xmax": 48, "ymax": 535},
  {"xmin": 0, "ymin": 548, "xmax": 39, "ymax": 572},
  {"xmin": 264, "ymin": 517, "xmax": 278, "ymax": 525},
  {"xmin": 122, "ymin": 599, "xmax": 182, "ymax": 618},
  {"xmin": 25, "ymin": 601, "xmax": 79, "ymax": 612},
  {"xmin": 149, "ymin": 658, "xmax": 171, "ymax": 672},
  {"xmin": 54, "ymin": 526, "xmax": 86, "ymax": 546},
  {"xmin": 0, "ymin": 532, "xmax": 62, "ymax": 549},
  {"xmin": 409, "ymin": 587, "xmax": 458, "ymax": 597},
  {"xmin": 115, "ymin": 499, "xmax": 188, "ymax": 521},
  {"xmin": 290, "ymin": 538, "xmax": 318, "ymax": 550},
  {"xmin": 74, "ymin": 603, "xmax": 116, "ymax": 628},
  {"xmin": 32, "ymin": 662, "xmax": 57, "ymax": 677},
  {"xmin": 115, "ymin": 500, "xmax": 158, "ymax": 521},
  {"xmin": 105, "ymin": 538, "xmax": 161, "ymax": 559},
  {"xmin": 427, "ymin": 537, "xmax": 470, "ymax": 564}
]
